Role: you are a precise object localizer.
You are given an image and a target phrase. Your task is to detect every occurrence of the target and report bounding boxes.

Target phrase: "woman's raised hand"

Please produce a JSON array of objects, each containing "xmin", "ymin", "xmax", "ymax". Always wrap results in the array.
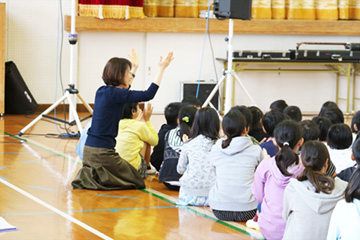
[
  {"xmin": 128, "ymin": 48, "xmax": 139, "ymax": 73},
  {"xmin": 158, "ymin": 52, "xmax": 174, "ymax": 70}
]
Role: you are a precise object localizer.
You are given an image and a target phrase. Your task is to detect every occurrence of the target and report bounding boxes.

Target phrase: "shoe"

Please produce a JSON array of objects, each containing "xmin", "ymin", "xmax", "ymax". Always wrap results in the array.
[
  {"xmin": 146, "ymin": 165, "xmax": 157, "ymax": 175},
  {"xmin": 246, "ymin": 219, "xmax": 260, "ymax": 230}
]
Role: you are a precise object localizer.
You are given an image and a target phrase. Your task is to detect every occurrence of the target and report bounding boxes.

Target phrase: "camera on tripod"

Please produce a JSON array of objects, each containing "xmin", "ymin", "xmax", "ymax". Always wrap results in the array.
[{"xmin": 213, "ymin": 0, "xmax": 252, "ymax": 20}]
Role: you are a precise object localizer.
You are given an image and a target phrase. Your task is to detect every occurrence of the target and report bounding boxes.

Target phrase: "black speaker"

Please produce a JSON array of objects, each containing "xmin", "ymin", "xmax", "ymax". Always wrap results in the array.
[
  {"xmin": 213, "ymin": 0, "xmax": 252, "ymax": 20},
  {"xmin": 5, "ymin": 61, "xmax": 38, "ymax": 114},
  {"xmin": 182, "ymin": 82, "xmax": 219, "ymax": 110}
]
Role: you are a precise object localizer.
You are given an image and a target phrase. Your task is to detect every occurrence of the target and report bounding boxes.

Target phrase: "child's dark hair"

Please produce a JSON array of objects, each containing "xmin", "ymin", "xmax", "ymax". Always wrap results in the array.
[
  {"xmin": 319, "ymin": 101, "xmax": 338, "ymax": 116},
  {"xmin": 178, "ymin": 106, "xmax": 197, "ymax": 140},
  {"xmin": 222, "ymin": 110, "xmax": 246, "ymax": 149},
  {"xmin": 300, "ymin": 120, "xmax": 320, "ymax": 143},
  {"xmin": 231, "ymin": 105, "xmax": 252, "ymax": 129},
  {"xmin": 323, "ymin": 107, "xmax": 344, "ymax": 124},
  {"xmin": 327, "ymin": 123, "xmax": 353, "ymax": 150},
  {"xmin": 181, "ymin": 96, "xmax": 202, "ymax": 108},
  {"xmin": 121, "ymin": 102, "xmax": 138, "ymax": 119},
  {"xmin": 191, "ymin": 107, "xmax": 220, "ymax": 140},
  {"xmin": 298, "ymin": 140, "xmax": 335, "ymax": 194},
  {"xmin": 352, "ymin": 138, "xmax": 360, "ymax": 165},
  {"xmin": 311, "ymin": 116, "xmax": 333, "ymax": 142},
  {"xmin": 274, "ymin": 120, "xmax": 303, "ymax": 176},
  {"xmin": 165, "ymin": 102, "xmax": 181, "ymax": 126},
  {"xmin": 283, "ymin": 106, "xmax": 302, "ymax": 122},
  {"xmin": 248, "ymin": 106, "xmax": 264, "ymax": 134},
  {"xmin": 270, "ymin": 99, "xmax": 288, "ymax": 112},
  {"xmin": 102, "ymin": 57, "xmax": 132, "ymax": 87},
  {"xmin": 262, "ymin": 110, "xmax": 286, "ymax": 137},
  {"xmin": 351, "ymin": 110, "xmax": 360, "ymax": 133},
  {"xmin": 345, "ymin": 167, "xmax": 360, "ymax": 202}
]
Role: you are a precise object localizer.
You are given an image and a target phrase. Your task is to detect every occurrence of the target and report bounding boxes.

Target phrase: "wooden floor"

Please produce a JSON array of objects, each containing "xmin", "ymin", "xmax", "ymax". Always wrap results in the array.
[{"xmin": 0, "ymin": 113, "xmax": 263, "ymax": 240}]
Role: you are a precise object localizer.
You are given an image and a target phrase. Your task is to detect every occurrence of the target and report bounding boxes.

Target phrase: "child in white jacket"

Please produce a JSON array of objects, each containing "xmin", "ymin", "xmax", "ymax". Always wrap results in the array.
[
  {"xmin": 209, "ymin": 110, "xmax": 263, "ymax": 221},
  {"xmin": 177, "ymin": 107, "xmax": 220, "ymax": 206}
]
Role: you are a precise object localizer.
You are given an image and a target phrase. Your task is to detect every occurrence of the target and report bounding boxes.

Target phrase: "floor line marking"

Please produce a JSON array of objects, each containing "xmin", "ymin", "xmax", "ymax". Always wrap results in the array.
[
  {"xmin": 27, "ymin": 185, "xmax": 56, "ymax": 191},
  {"xmin": 0, "ymin": 206, "xmax": 178, "ymax": 216},
  {"xmin": 96, "ymin": 194, "xmax": 139, "ymax": 199},
  {"xmin": 2, "ymin": 131, "xmax": 263, "ymax": 238},
  {"xmin": 141, "ymin": 188, "xmax": 264, "ymax": 239},
  {"xmin": 2, "ymin": 131, "xmax": 82, "ymax": 166},
  {"xmin": 20, "ymin": 159, "xmax": 43, "ymax": 163},
  {"xmin": 0, "ymin": 178, "xmax": 113, "ymax": 240}
]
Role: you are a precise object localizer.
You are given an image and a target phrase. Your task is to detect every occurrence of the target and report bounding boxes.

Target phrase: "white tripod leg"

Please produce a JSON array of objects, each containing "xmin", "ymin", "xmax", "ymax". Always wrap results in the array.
[
  {"xmin": 233, "ymin": 71, "xmax": 256, "ymax": 106},
  {"xmin": 202, "ymin": 75, "xmax": 226, "ymax": 108},
  {"xmin": 76, "ymin": 93, "xmax": 93, "ymax": 114},
  {"xmin": 66, "ymin": 92, "xmax": 83, "ymax": 133},
  {"xmin": 18, "ymin": 94, "xmax": 68, "ymax": 136}
]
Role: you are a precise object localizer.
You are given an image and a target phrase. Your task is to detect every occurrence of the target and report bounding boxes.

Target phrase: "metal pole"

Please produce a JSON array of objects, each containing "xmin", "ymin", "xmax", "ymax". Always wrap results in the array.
[{"xmin": 224, "ymin": 19, "xmax": 234, "ymax": 114}]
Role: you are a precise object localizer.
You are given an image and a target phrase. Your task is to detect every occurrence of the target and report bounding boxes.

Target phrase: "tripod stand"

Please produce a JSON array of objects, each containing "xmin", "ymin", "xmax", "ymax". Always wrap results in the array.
[
  {"xmin": 202, "ymin": 19, "xmax": 256, "ymax": 113},
  {"xmin": 18, "ymin": 0, "xmax": 93, "ymax": 136}
]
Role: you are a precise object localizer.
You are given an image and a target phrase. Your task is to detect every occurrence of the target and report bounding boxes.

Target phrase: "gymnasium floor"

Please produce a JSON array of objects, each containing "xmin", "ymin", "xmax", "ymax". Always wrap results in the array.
[{"xmin": 0, "ymin": 113, "xmax": 264, "ymax": 240}]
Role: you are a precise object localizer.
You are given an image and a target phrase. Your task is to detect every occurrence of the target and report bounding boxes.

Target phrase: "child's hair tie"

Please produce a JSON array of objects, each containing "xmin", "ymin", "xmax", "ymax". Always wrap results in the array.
[
  {"xmin": 182, "ymin": 116, "xmax": 189, "ymax": 123},
  {"xmin": 283, "ymin": 142, "xmax": 289, "ymax": 146}
]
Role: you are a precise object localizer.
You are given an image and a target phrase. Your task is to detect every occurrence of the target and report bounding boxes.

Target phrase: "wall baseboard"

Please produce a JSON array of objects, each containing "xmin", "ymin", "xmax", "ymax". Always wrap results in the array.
[{"xmin": 36, "ymin": 103, "xmax": 94, "ymax": 113}]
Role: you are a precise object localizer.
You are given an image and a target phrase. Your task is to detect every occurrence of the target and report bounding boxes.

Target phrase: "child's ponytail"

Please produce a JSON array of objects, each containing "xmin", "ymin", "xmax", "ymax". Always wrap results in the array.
[
  {"xmin": 274, "ymin": 120, "xmax": 302, "ymax": 176},
  {"xmin": 178, "ymin": 106, "xmax": 197, "ymax": 141},
  {"xmin": 298, "ymin": 140, "xmax": 335, "ymax": 194},
  {"xmin": 221, "ymin": 110, "xmax": 246, "ymax": 149}
]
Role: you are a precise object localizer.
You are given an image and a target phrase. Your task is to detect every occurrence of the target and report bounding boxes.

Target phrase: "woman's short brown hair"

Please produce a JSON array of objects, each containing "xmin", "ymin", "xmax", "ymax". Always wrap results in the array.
[{"xmin": 102, "ymin": 57, "xmax": 132, "ymax": 86}]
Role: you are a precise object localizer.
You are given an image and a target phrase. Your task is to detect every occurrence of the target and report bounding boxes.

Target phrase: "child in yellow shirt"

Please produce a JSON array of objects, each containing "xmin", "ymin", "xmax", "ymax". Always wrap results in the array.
[{"xmin": 115, "ymin": 102, "xmax": 158, "ymax": 178}]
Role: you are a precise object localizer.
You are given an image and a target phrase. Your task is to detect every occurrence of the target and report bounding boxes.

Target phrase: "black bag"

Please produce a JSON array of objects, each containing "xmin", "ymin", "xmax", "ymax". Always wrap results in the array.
[{"xmin": 5, "ymin": 61, "xmax": 38, "ymax": 114}]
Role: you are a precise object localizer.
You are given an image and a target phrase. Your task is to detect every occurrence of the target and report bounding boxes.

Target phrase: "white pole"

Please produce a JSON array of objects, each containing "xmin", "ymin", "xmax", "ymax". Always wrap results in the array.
[
  {"xmin": 224, "ymin": 19, "xmax": 234, "ymax": 114},
  {"xmin": 69, "ymin": 0, "xmax": 78, "ymax": 122}
]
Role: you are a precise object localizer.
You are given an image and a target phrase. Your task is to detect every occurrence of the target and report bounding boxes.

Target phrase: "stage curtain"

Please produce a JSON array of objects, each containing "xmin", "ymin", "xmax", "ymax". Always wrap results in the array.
[
  {"xmin": 252, "ymin": 0, "xmax": 272, "ymax": 19},
  {"xmin": 78, "ymin": 0, "xmax": 146, "ymax": 19},
  {"xmin": 175, "ymin": 0, "xmax": 199, "ymax": 17},
  {"xmin": 251, "ymin": 0, "xmax": 360, "ymax": 20},
  {"xmin": 339, "ymin": 0, "xmax": 360, "ymax": 19}
]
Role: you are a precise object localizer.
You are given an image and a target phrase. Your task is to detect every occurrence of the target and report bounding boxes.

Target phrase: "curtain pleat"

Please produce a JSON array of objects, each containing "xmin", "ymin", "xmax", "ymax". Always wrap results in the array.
[
  {"xmin": 78, "ymin": 0, "xmax": 145, "ymax": 19},
  {"xmin": 250, "ymin": 0, "xmax": 360, "ymax": 20},
  {"xmin": 78, "ymin": 0, "xmax": 360, "ymax": 20},
  {"xmin": 252, "ymin": 0, "xmax": 272, "ymax": 19}
]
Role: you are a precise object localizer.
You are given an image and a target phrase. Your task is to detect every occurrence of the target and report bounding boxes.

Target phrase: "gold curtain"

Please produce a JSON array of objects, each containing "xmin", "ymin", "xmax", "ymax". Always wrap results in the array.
[
  {"xmin": 78, "ymin": 0, "xmax": 146, "ymax": 19},
  {"xmin": 251, "ymin": 0, "xmax": 360, "ymax": 20},
  {"xmin": 339, "ymin": 0, "xmax": 360, "ymax": 19}
]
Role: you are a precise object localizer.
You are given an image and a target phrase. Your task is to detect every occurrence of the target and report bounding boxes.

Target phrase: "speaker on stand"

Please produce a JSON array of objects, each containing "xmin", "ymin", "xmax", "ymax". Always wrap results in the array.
[{"xmin": 203, "ymin": 0, "xmax": 256, "ymax": 114}]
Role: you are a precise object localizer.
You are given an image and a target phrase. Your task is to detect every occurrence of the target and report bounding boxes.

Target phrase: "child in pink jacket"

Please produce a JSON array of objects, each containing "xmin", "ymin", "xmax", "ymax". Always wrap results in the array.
[{"xmin": 252, "ymin": 120, "xmax": 304, "ymax": 240}]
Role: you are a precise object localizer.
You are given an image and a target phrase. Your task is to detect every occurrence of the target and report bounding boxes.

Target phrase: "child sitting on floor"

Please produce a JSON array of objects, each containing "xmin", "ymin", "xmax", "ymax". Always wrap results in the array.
[
  {"xmin": 209, "ymin": 110, "xmax": 263, "ymax": 221},
  {"xmin": 177, "ymin": 107, "xmax": 220, "ymax": 206},
  {"xmin": 336, "ymin": 138, "xmax": 360, "ymax": 182},
  {"xmin": 158, "ymin": 106, "xmax": 197, "ymax": 190},
  {"xmin": 259, "ymin": 110, "xmax": 287, "ymax": 157},
  {"xmin": 252, "ymin": 120, "xmax": 304, "ymax": 240},
  {"xmin": 248, "ymin": 106, "xmax": 269, "ymax": 143},
  {"xmin": 282, "ymin": 140, "xmax": 347, "ymax": 240},
  {"xmin": 327, "ymin": 167, "xmax": 360, "ymax": 239},
  {"xmin": 150, "ymin": 102, "xmax": 181, "ymax": 171},
  {"xmin": 115, "ymin": 102, "xmax": 158, "ymax": 178},
  {"xmin": 326, "ymin": 123, "xmax": 354, "ymax": 172}
]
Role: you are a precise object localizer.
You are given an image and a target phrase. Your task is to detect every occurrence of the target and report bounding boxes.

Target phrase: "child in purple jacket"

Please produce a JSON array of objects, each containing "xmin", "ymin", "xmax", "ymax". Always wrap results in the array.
[{"xmin": 251, "ymin": 120, "xmax": 304, "ymax": 240}]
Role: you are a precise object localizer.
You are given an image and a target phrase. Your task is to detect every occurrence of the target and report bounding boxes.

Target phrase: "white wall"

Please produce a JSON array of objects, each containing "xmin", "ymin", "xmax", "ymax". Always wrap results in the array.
[{"xmin": 4, "ymin": 0, "xmax": 360, "ymax": 114}]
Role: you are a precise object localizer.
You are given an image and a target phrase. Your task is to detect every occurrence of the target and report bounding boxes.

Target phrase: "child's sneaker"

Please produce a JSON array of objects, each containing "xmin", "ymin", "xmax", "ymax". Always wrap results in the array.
[
  {"xmin": 246, "ymin": 219, "xmax": 260, "ymax": 230},
  {"xmin": 146, "ymin": 165, "xmax": 157, "ymax": 175}
]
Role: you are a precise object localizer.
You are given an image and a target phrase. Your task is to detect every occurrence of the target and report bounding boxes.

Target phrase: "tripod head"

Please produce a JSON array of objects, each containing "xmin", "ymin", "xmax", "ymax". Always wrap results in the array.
[{"xmin": 66, "ymin": 84, "xmax": 79, "ymax": 94}]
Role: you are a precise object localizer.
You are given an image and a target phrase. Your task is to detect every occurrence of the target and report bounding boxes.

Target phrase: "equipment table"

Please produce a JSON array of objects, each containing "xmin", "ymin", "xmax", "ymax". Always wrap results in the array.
[{"xmin": 217, "ymin": 58, "xmax": 360, "ymax": 114}]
